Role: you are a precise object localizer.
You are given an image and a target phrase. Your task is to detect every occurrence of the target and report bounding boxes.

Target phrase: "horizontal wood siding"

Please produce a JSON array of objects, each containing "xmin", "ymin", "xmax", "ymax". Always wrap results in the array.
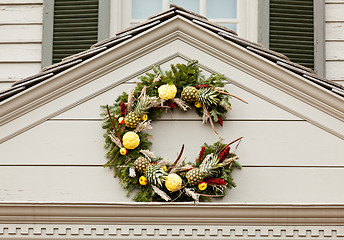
[
  {"xmin": 0, "ymin": 1, "xmax": 43, "ymax": 90},
  {"xmin": 1, "ymin": 120, "xmax": 343, "ymax": 167},
  {"xmin": 325, "ymin": 1, "xmax": 344, "ymax": 85},
  {"xmin": 1, "ymin": 166, "xmax": 344, "ymax": 203},
  {"xmin": 0, "ymin": 48, "xmax": 343, "ymax": 204}
]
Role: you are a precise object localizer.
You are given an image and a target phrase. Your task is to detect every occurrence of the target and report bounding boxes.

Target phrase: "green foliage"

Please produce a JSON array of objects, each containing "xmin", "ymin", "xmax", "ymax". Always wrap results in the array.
[{"xmin": 101, "ymin": 60, "xmax": 242, "ymax": 202}]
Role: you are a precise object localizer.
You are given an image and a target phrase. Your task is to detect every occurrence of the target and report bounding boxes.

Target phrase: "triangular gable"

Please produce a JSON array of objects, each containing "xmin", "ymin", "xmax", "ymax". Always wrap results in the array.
[{"xmin": 0, "ymin": 6, "xmax": 343, "ymax": 144}]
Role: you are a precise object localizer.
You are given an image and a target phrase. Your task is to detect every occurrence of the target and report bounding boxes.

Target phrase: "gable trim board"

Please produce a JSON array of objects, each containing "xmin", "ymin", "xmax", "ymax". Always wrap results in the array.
[{"xmin": 0, "ymin": 15, "xmax": 343, "ymax": 145}]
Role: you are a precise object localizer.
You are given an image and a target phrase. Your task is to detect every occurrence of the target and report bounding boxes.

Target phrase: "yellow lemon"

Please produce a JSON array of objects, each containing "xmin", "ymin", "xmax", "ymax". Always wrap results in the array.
[
  {"xmin": 194, "ymin": 102, "xmax": 202, "ymax": 108},
  {"xmin": 139, "ymin": 176, "xmax": 147, "ymax": 185},
  {"xmin": 122, "ymin": 131, "xmax": 140, "ymax": 149},
  {"xmin": 141, "ymin": 114, "xmax": 148, "ymax": 121},
  {"xmin": 198, "ymin": 182, "xmax": 207, "ymax": 191},
  {"xmin": 119, "ymin": 147, "xmax": 127, "ymax": 155},
  {"xmin": 165, "ymin": 173, "xmax": 182, "ymax": 192},
  {"xmin": 158, "ymin": 84, "xmax": 177, "ymax": 100}
]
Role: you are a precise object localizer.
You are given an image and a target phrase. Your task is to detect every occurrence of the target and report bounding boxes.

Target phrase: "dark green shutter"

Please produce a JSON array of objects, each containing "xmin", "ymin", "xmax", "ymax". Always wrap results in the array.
[
  {"xmin": 269, "ymin": 0, "xmax": 314, "ymax": 69},
  {"xmin": 53, "ymin": 0, "xmax": 99, "ymax": 64}
]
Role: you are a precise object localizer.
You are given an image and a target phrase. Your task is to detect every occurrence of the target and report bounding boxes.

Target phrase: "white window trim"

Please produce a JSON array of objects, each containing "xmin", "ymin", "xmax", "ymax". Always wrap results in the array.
[{"xmin": 110, "ymin": 0, "xmax": 258, "ymax": 42}]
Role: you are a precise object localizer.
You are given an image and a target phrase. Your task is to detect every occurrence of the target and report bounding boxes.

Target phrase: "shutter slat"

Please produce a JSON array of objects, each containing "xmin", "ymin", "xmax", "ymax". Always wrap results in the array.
[
  {"xmin": 270, "ymin": 0, "xmax": 314, "ymax": 70},
  {"xmin": 52, "ymin": 0, "xmax": 99, "ymax": 64}
]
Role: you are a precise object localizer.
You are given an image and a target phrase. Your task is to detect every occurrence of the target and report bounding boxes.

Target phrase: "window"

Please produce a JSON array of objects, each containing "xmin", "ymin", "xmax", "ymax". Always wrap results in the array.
[
  {"xmin": 111, "ymin": 0, "xmax": 258, "ymax": 42},
  {"xmin": 42, "ymin": 0, "xmax": 110, "ymax": 67}
]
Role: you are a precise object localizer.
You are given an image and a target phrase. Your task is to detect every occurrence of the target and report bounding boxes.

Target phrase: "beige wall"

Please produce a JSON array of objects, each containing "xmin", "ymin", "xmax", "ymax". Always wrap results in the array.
[
  {"xmin": 0, "ymin": 0, "xmax": 43, "ymax": 91},
  {"xmin": 326, "ymin": 0, "xmax": 344, "ymax": 85}
]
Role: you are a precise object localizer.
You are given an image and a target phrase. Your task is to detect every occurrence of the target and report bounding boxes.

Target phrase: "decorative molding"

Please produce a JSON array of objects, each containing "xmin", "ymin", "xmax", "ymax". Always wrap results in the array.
[
  {"xmin": 1, "ymin": 204, "xmax": 344, "ymax": 238},
  {"xmin": 1, "ymin": 203, "xmax": 344, "ymax": 225},
  {"xmin": 1, "ymin": 224, "xmax": 344, "ymax": 239}
]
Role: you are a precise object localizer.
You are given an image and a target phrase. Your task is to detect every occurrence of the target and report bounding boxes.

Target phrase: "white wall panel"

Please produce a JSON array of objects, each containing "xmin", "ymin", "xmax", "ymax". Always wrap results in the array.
[
  {"xmin": 326, "ymin": 23, "xmax": 344, "ymax": 40},
  {"xmin": 1, "ymin": 120, "xmax": 343, "ymax": 167},
  {"xmin": 326, "ymin": 61, "xmax": 344, "ymax": 80},
  {"xmin": 0, "ymin": 0, "xmax": 42, "ymax": 3},
  {"xmin": 325, "ymin": 3, "xmax": 344, "ymax": 21},
  {"xmin": 0, "ymin": 5, "xmax": 42, "ymax": 24},
  {"xmin": 0, "ymin": 63, "xmax": 41, "ymax": 81},
  {"xmin": 0, "ymin": 44, "xmax": 41, "ymax": 61},
  {"xmin": 0, "ymin": 25, "xmax": 42, "ymax": 43},
  {"xmin": 0, "ymin": 82, "xmax": 13, "ymax": 91},
  {"xmin": 1, "ymin": 166, "xmax": 344, "ymax": 203},
  {"xmin": 326, "ymin": 42, "xmax": 344, "ymax": 60}
]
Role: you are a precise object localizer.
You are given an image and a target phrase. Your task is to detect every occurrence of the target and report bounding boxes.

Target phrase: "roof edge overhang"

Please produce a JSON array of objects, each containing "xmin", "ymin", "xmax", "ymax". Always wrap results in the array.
[
  {"xmin": 0, "ymin": 16, "xmax": 343, "ymax": 139},
  {"xmin": 1, "ymin": 202, "xmax": 344, "ymax": 225}
]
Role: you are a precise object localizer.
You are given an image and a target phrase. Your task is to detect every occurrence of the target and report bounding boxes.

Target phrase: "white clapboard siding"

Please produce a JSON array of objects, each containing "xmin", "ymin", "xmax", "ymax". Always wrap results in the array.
[
  {"xmin": 0, "ymin": 166, "xmax": 344, "ymax": 203},
  {"xmin": 326, "ymin": 0, "xmax": 344, "ymax": 3},
  {"xmin": 0, "ymin": 25, "xmax": 42, "ymax": 43},
  {"xmin": 326, "ymin": 22, "xmax": 344, "ymax": 40},
  {"xmin": 326, "ymin": 62, "xmax": 344, "ymax": 80},
  {"xmin": 53, "ymin": 83, "xmax": 300, "ymax": 121},
  {"xmin": 0, "ymin": 4, "xmax": 42, "ymax": 24},
  {"xmin": 325, "ymin": 1, "xmax": 344, "ymax": 83},
  {"xmin": 325, "ymin": 3, "xmax": 344, "ymax": 21},
  {"xmin": 0, "ymin": 0, "xmax": 43, "ymax": 3},
  {"xmin": 0, "ymin": 44, "xmax": 41, "ymax": 61},
  {"xmin": 0, "ymin": 82, "xmax": 13, "ymax": 91},
  {"xmin": 0, "ymin": 1, "xmax": 43, "ymax": 83},
  {"xmin": 326, "ymin": 42, "xmax": 344, "ymax": 60},
  {"xmin": 0, "ymin": 63, "xmax": 41, "ymax": 81},
  {"xmin": 334, "ymin": 80, "xmax": 344, "ymax": 85},
  {"xmin": 1, "ymin": 120, "xmax": 343, "ymax": 167}
]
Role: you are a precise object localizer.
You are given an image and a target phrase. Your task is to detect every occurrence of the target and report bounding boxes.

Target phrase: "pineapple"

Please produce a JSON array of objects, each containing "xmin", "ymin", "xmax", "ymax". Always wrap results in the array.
[
  {"xmin": 181, "ymin": 86, "xmax": 198, "ymax": 102},
  {"xmin": 186, "ymin": 168, "xmax": 203, "ymax": 185},
  {"xmin": 196, "ymin": 88, "xmax": 220, "ymax": 106},
  {"xmin": 145, "ymin": 164, "xmax": 168, "ymax": 187},
  {"xmin": 125, "ymin": 96, "xmax": 152, "ymax": 128},
  {"xmin": 124, "ymin": 111, "xmax": 141, "ymax": 128},
  {"xmin": 186, "ymin": 154, "xmax": 221, "ymax": 185},
  {"xmin": 134, "ymin": 157, "xmax": 150, "ymax": 173}
]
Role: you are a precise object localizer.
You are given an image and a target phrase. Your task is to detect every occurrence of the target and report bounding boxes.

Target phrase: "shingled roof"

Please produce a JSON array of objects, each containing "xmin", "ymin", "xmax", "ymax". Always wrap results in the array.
[{"xmin": 1, "ymin": 4, "xmax": 343, "ymax": 102}]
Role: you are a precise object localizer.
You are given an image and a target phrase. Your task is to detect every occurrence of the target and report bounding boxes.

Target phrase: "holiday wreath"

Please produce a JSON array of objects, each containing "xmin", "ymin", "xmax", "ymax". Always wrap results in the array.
[{"xmin": 102, "ymin": 60, "xmax": 246, "ymax": 202}]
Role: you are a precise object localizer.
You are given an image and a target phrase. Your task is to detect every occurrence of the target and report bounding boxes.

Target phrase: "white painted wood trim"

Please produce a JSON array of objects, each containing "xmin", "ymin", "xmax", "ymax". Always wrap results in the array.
[
  {"xmin": 0, "ymin": 224, "xmax": 343, "ymax": 239},
  {"xmin": 1, "ymin": 203, "xmax": 344, "ymax": 225}
]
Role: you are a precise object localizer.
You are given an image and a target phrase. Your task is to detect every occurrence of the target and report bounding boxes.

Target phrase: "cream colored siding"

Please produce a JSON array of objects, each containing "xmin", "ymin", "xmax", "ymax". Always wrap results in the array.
[
  {"xmin": 325, "ymin": 0, "xmax": 344, "ymax": 85},
  {"xmin": 0, "ymin": 0, "xmax": 43, "ymax": 90},
  {"xmin": 0, "ymin": 48, "xmax": 343, "ymax": 203}
]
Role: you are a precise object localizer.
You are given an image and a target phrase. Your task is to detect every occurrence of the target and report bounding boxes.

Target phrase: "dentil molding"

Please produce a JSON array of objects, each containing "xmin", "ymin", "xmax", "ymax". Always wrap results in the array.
[{"xmin": 1, "ymin": 224, "xmax": 344, "ymax": 239}]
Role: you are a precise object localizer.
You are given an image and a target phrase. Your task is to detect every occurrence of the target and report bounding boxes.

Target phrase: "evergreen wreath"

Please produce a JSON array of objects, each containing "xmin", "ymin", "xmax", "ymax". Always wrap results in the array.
[{"xmin": 101, "ymin": 60, "xmax": 247, "ymax": 202}]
